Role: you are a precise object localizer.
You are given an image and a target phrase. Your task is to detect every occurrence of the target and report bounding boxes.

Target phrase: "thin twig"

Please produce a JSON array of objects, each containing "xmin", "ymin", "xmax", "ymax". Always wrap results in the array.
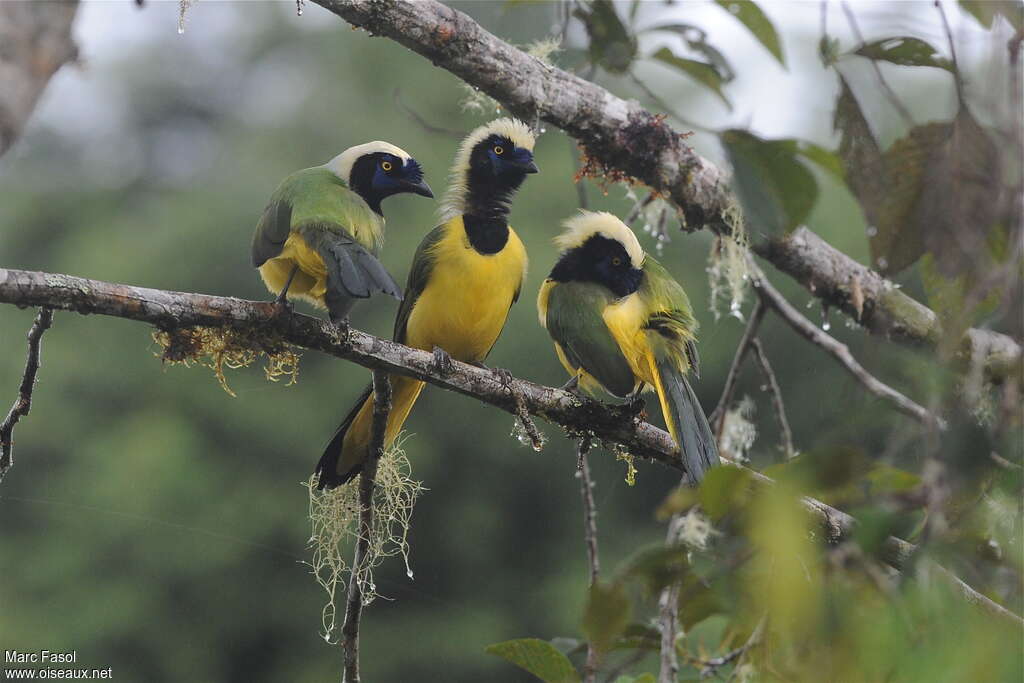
[
  {"xmin": 934, "ymin": 0, "xmax": 965, "ymax": 105},
  {"xmin": 628, "ymin": 72, "xmax": 715, "ymax": 134},
  {"xmin": 341, "ymin": 370, "xmax": 391, "ymax": 683},
  {"xmin": 709, "ymin": 299, "xmax": 766, "ymax": 436},
  {"xmin": 577, "ymin": 437, "xmax": 600, "ymax": 683},
  {"xmin": 0, "ymin": 307, "xmax": 54, "ymax": 482},
  {"xmin": 657, "ymin": 514, "xmax": 685, "ymax": 683},
  {"xmin": 391, "ymin": 88, "xmax": 462, "ymax": 138},
  {"xmin": 750, "ymin": 270, "xmax": 943, "ymax": 429},
  {"xmin": 625, "ymin": 192, "xmax": 657, "ymax": 225},
  {"xmin": 750, "ymin": 338, "xmax": 795, "ymax": 459},
  {"xmin": 841, "ymin": 0, "xmax": 915, "ymax": 126},
  {"xmin": 724, "ymin": 614, "xmax": 766, "ymax": 682}
]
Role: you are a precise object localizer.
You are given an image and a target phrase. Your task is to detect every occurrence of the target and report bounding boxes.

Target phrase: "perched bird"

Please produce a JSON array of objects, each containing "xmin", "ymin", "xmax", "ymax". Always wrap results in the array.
[
  {"xmin": 251, "ymin": 142, "xmax": 433, "ymax": 323},
  {"xmin": 316, "ymin": 118, "xmax": 538, "ymax": 488},
  {"xmin": 537, "ymin": 211, "xmax": 718, "ymax": 484}
]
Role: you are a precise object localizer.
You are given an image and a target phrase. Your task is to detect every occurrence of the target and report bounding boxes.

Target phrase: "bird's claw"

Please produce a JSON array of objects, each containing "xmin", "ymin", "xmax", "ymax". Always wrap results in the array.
[
  {"xmin": 432, "ymin": 347, "xmax": 454, "ymax": 375},
  {"xmin": 627, "ymin": 394, "xmax": 646, "ymax": 418},
  {"xmin": 271, "ymin": 296, "xmax": 294, "ymax": 317}
]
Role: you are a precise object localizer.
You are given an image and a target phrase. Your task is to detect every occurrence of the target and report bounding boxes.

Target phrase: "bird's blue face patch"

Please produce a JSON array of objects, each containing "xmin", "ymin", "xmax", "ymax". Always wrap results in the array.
[{"xmin": 485, "ymin": 135, "xmax": 535, "ymax": 176}]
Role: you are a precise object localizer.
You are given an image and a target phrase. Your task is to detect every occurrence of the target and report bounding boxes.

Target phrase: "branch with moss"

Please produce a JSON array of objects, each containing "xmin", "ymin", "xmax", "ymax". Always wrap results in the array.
[
  {"xmin": 0, "ymin": 266, "xmax": 1019, "ymax": 628},
  {"xmin": 311, "ymin": 0, "xmax": 1020, "ymax": 379}
]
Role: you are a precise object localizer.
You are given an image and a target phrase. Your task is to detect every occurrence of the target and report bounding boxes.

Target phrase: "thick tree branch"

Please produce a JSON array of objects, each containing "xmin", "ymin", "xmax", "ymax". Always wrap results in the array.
[
  {"xmin": 0, "ymin": 307, "xmax": 53, "ymax": 482},
  {"xmin": 311, "ymin": 0, "xmax": 1020, "ymax": 379},
  {"xmin": 0, "ymin": 1, "xmax": 79, "ymax": 159},
  {"xmin": 0, "ymin": 267, "xmax": 1018, "ymax": 627}
]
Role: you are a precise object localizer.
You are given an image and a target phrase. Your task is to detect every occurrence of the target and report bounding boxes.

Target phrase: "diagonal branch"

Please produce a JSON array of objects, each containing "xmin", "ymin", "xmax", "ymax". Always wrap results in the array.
[
  {"xmin": 750, "ymin": 269, "xmax": 943, "ymax": 429},
  {"xmin": 0, "ymin": 307, "xmax": 54, "ymax": 482},
  {"xmin": 750, "ymin": 338, "xmax": 796, "ymax": 459},
  {"xmin": 0, "ymin": 266, "xmax": 1018, "ymax": 627},
  {"xmin": 310, "ymin": 0, "xmax": 1020, "ymax": 379}
]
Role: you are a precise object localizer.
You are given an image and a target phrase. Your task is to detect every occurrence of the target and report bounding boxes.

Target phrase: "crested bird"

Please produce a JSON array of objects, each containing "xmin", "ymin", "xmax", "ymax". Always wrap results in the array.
[
  {"xmin": 538, "ymin": 211, "xmax": 718, "ymax": 484},
  {"xmin": 251, "ymin": 141, "xmax": 433, "ymax": 324},
  {"xmin": 316, "ymin": 118, "xmax": 539, "ymax": 489}
]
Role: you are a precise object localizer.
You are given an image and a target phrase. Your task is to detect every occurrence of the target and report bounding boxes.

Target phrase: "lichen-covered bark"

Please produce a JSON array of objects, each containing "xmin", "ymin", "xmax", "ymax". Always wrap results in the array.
[
  {"xmin": 0, "ymin": 1, "xmax": 79, "ymax": 158},
  {"xmin": 312, "ymin": 0, "xmax": 1020, "ymax": 377}
]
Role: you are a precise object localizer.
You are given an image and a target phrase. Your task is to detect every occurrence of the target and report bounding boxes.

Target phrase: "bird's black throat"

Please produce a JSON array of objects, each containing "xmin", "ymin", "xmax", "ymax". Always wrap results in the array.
[{"xmin": 463, "ymin": 215, "xmax": 510, "ymax": 254}]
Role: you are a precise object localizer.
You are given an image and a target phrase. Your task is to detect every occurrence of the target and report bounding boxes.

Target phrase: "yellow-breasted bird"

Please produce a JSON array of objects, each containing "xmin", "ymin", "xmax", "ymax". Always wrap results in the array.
[
  {"xmin": 315, "ymin": 119, "xmax": 538, "ymax": 489},
  {"xmin": 538, "ymin": 211, "xmax": 718, "ymax": 483},
  {"xmin": 251, "ymin": 142, "xmax": 433, "ymax": 323}
]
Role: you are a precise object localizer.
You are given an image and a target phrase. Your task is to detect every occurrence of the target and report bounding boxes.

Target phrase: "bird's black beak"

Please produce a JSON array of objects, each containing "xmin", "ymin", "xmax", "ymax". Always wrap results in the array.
[
  {"xmin": 509, "ymin": 159, "xmax": 539, "ymax": 174},
  {"xmin": 403, "ymin": 179, "xmax": 434, "ymax": 198}
]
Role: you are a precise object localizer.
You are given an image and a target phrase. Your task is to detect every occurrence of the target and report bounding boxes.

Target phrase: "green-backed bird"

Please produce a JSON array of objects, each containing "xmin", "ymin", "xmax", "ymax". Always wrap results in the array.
[
  {"xmin": 251, "ymin": 142, "xmax": 433, "ymax": 323},
  {"xmin": 537, "ymin": 211, "xmax": 718, "ymax": 484},
  {"xmin": 316, "ymin": 118, "xmax": 538, "ymax": 489}
]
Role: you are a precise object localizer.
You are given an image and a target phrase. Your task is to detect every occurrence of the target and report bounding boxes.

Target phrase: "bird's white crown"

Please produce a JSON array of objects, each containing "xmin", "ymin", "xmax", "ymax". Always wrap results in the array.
[
  {"xmin": 325, "ymin": 141, "xmax": 413, "ymax": 184},
  {"xmin": 440, "ymin": 118, "xmax": 536, "ymax": 218},
  {"xmin": 556, "ymin": 210, "xmax": 645, "ymax": 269}
]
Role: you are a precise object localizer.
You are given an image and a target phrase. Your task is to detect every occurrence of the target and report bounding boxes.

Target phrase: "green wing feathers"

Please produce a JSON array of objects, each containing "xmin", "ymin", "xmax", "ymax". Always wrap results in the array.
[
  {"xmin": 394, "ymin": 226, "xmax": 445, "ymax": 343},
  {"xmin": 546, "ymin": 282, "xmax": 636, "ymax": 397},
  {"xmin": 251, "ymin": 199, "xmax": 293, "ymax": 268}
]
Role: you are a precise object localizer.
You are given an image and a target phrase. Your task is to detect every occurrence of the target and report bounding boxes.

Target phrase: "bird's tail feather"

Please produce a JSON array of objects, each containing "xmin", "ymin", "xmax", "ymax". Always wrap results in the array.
[
  {"xmin": 316, "ymin": 383, "xmax": 373, "ymax": 489},
  {"xmin": 652, "ymin": 356, "xmax": 719, "ymax": 485},
  {"xmin": 315, "ymin": 376, "xmax": 426, "ymax": 490}
]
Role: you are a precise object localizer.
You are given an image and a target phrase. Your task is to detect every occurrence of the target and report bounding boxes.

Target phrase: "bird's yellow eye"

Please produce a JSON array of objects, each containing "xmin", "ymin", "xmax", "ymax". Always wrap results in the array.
[
  {"xmin": 381, "ymin": 161, "xmax": 393, "ymax": 172},
  {"xmin": 493, "ymin": 145, "xmax": 504, "ymax": 155},
  {"xmin": 612, "ymin": 257, "xmax": 622, "ymax": 266}
]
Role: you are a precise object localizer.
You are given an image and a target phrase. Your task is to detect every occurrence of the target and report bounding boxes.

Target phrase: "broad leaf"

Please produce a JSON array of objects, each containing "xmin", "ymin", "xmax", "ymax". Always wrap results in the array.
[
  {"xmin": 621, "ymin": 544, "xmax": 690, "ymax": 595},
  {"xmin": 677, "ymin": 572, "xmax": 722, "ymax": 630},
  {"xmin": 796, "ymin": 141, "xmax": 845, "ymax": 180},
  {"xmin": 698, "ymin": 464, "xmax": 753, "ymax": 520},
  {"xmin": 582, "ymin": 581, "xmax": 632, "ymax": 653},
  {"xmin": 485, "ymin": 638, "xmax": 581, "ymax": 683},
  {"xmin": 651, "ymin": 47, "xmax": 732, "ymax": 109},
  {"xmin": 575, "ymin": 0, "xmax": 637, "ymax": 74},
  {"xmin": 854, "ymin": 37, "xmax": 953, "ymax": 71},
  {"xmin": 715, "ymin": 0, "xmax": 786, "ymax": 66},
  {"xmin": 721, "ymin": 129, "xmax": 818, "ymax": 234},
  {"xmin": 647, "ymin": 23, "xmax": 734, "ymax": 81}
]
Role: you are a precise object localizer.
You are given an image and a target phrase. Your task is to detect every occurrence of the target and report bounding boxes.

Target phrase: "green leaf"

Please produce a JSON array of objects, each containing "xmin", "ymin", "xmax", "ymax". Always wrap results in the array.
[
  {"xmin": 959, "ymin": 0, "xmax": 1023, "ymax": 30},
  {"xmin": 614, "ymin": 623, "xmax": 662, "ymax": 652},
  {"xmin": 582, "ymin": 581, "xmax": 632, "ymax": 654},
  {"xmin": 485, "ymin": 639, "xmax": 581, "ymax": 683},
  {"xmin": 646, "ymin": 24, "xmax": 735, "ymax": 81},
  {"xmin": 575, "ymin": 0, "xmax": 637, "ymax": 74},
  {"xmin": 853, "ymin": 37, "xmax": 953, "ymax": 71},
  {"xmin": 621, "ymin": 544, "xmax": 690, "ymax": 595},
  {"xmin": 698, "ymin": 464, "xmax": 753, "ymax": 520},
  {"xmin": 796, "ymin": 142, "xmax": 845, "ymax": 181},
  {"xmin": 715, "ymin": 0, "xmax": 786, "ymax": 66},
  {"xmin": 721, "ymin": 129, "xmax": 819, "ymax": 234},
  {"xmin": 650, "ymin": 47, "xmax": 732, "ymax": 109},
  {"xmin": 677, "ymin": 573, "xmax": 722, "ymax": 630}
]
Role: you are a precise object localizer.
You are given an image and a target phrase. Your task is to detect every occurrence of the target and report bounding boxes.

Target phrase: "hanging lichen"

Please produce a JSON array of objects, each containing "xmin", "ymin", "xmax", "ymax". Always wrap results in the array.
[
  {"xmin": 707, "ymin": 201, "xmax": 750, "ymax": 321},
  {"xmin": 306, "ymin": 436, "xmax": 426, "ymax": 642},
  {"xmin": 151, "ymin": 325, "xmax": 300, "ymax": 397}
]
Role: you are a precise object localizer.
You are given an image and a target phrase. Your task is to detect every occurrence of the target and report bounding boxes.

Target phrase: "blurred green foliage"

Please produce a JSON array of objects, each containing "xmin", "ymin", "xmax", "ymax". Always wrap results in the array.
[{"xmin": 0, "ymin": 1, "xmax": 1020, "ymax": 682}]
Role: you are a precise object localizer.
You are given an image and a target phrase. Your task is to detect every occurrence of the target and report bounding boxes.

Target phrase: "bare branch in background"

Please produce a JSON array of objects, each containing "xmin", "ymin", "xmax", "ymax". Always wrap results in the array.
[
  {"xmin": 0, "ymin": 1, "xmax": 79, "ymax": 158},
  {"xmin": 576, "ymin": 438, "xmax": 600, "ymax": 683},
  {"xmin": 0, "ymin": 307, "xmax": 54, "ymax": 482},
  {"xmin": 391, "ymin": 88, "xmax": 462, "ymax": 139},
  {"xmin": 657, "ymin": 514, "xmax": 685, "ymax": 683},
  {"xmin": 750, "ymin": 338, "xmax": 795, "ymax": 459},
  {"xmin": 840, "ymin": 1, "xmax": 915, "ymax": 126},
  {"xmin": 0, "ymin": 268, "xmax": 1017, "ymax": 626},
  {"xmin": 750, "ymin": 268, "xmax": 942, "ymax": 429},
  {"xmin": 341, "ymin": 370, "xmax": 392, "ymax": 683},
  {"xmin": 709, "ymin": 299, "xmax": 766, "ymax": 435}
]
